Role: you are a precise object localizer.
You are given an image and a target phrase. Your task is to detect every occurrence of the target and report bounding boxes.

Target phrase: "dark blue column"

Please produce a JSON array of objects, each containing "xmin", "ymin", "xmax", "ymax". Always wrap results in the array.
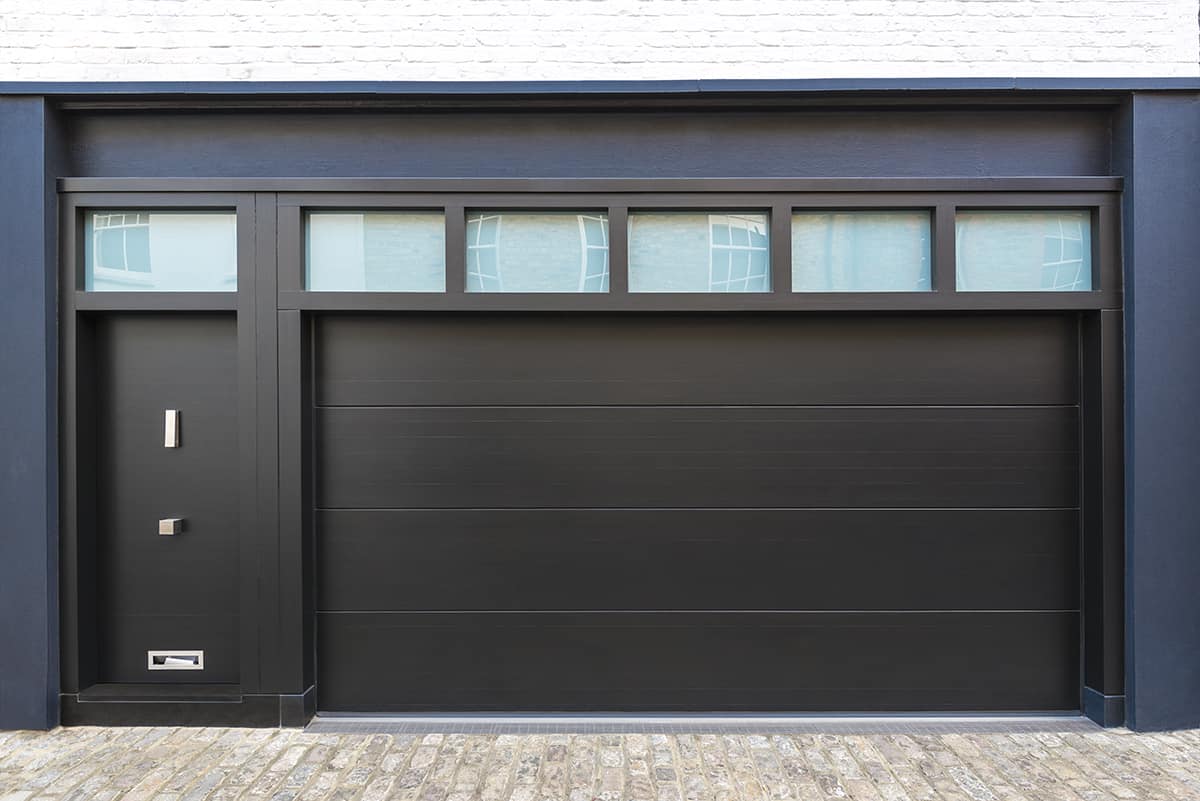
[
  {"xmin": 0, "ymin": 97, "xmax": 62, "ymax": 730},
  {"xmin": 1120, "ymin": 92, "xmax": 1200, "ymax": 731}
]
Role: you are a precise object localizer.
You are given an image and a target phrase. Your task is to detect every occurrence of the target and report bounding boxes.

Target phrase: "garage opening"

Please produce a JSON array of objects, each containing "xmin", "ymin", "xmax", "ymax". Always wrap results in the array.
[
  {"xmin": 60, "ymin": 177, "xmax": 1119, "ymax": 725},
  {"xmin": 314, "ymin": 312, "xmax": 1080, "ymax": 712}
]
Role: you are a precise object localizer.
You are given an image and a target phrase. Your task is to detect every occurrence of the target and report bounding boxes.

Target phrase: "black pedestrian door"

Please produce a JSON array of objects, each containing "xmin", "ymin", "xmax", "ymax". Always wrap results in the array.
[
  {"xmin": 315, "ymin": 313, "xmax": 1081, "ymax": 712},
  {"xmin": 93, "ymin": 313, "xmax": 240, "ymax": 684}
]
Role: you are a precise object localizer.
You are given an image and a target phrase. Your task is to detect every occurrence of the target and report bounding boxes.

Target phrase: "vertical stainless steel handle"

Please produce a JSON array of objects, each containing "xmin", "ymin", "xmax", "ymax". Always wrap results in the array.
[{"xmin": 164, "ymin": 409, "xmax": 180, "ymax": 448}]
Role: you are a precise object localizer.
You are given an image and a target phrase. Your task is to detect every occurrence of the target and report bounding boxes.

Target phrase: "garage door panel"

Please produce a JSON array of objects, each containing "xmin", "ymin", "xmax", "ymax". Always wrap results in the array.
[
  {"xmin": 315, "ymin": 312, "xmax": 1081, "ymax": 712},
  {"xmin": 319, "ymin": 509, "xmax": 1080, "ymax": 612},
  {"xmin": 317, "ymin": 406, "xmax": 1078, "ymax": 509},
  {"xmin": 316, "ymin": 611, "xmax": 1080, "ymax": 712},
  {"xmin": 316, "ymin": 314, "xmax": 1078, "ymax": 407}
]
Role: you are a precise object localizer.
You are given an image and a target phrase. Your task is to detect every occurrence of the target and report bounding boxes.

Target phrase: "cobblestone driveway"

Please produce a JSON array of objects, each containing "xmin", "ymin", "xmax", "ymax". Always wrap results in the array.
[{"xmin": 3, "ymin": 726, "xmax": 1200, "ymax": 801}]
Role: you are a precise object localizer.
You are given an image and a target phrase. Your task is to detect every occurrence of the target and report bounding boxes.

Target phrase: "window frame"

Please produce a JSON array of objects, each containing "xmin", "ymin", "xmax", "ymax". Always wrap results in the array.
[
  {"xmin": 55, "ymin": 175, "xmax": 1125, "ymax": 711},
  {"xmin": 61, "ymin": 180, "xmax": 1121, "ymax": 312},
  {"xmin": 66, "ymin": 192, "xmax": 254, "ymax": 311}
]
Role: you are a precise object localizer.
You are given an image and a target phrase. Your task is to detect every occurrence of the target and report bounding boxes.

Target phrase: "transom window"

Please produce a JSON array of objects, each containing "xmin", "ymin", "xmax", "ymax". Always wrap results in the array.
[
  {"xmin": 792, "ymin": 211, "xmax": 931, "ymax": 292},
  {"xmin": 628, "ymin": 211, "xmax": 771, "ymax": 293},
  {"xmin": 84, "ymin": 210, "xmax": 238, "ymax": 292},
  {"xmin": 956, "ymin": 210, "xmax": 1093, "ymax": 292},
  {"xmin": 81, "ymin": 193, "xmax": 1108, "ymax": 301},
  {"xmin": 307, "ymin": 211, "xmax": 445, "ymax": 292},
  {"xmin": 466, "ymin": 211, "xmax": 610, "ymax": 293}
]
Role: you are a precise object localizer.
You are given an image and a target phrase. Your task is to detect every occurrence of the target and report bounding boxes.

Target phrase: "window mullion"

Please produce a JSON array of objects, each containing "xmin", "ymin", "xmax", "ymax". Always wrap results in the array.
[{"xmin": 607, "ymin": 205, "xmax": 629, "ymax": 295}]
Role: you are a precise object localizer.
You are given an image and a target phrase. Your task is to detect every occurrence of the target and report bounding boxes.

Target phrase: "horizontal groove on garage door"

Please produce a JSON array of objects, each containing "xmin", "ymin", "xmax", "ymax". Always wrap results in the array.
[
  {"xmin": 316, "ymin": 405, "xmax": 1078, "ymax": 509},
  {"xmin": 315, "ymin": 314, "xmax": 1078, "ymax": 407},
  {"xmin": 316, "ymin": 611, "xmax": 1080, "ymax": 713},
  {"xmin": 317, "ymin": 508, "xmax": 1080, "ymax": 612}
]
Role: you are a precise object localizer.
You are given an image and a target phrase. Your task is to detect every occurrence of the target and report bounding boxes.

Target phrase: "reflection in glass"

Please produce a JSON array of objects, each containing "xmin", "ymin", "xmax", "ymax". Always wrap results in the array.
[
  {"xmin": 792, "ymin": 211, "xmax": 931, "ymax": 291},
  {"xmin": 307, "ymin": 212, "xmax": 445, "ymax": 291},
  {"xmin": 84, "ymin": 211, "xmax": 237, "ymax": 291},
  {"xmin": 465, "ymin": 212, "xmax": 609, "ymax": 292},
  {"xmin": 956, "ymin": 210, "xmax": 1092, "ymax": 292},
  {"xmin": 629, "ymin": 212, "xmax": 770, "ymax": 292}
]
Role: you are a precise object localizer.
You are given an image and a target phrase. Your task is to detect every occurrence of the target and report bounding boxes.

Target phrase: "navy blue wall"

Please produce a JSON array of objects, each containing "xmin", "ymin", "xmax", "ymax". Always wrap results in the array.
[
  {"xmin": 1121, "ymin": 93, "xmax": 1200, "ymax": 731},
  {"xmin": 0, "ymin": 97, "xmax": 62, "ymax": 730}
]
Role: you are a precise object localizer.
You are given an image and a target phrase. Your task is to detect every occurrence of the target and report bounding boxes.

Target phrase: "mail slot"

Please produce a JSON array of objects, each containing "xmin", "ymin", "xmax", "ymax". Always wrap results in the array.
[{"xmin": 147, "ymin": 650, "xmax": 204, "ymax": 670}]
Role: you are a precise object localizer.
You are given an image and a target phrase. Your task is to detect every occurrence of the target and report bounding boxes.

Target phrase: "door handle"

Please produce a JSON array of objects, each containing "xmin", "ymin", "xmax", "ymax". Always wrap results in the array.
[
  {"xmin": 164, "ymin": 409, "xmax": 180, "ymax": 448},
  {"xmin": 158, "ymin": 518, "xmax": 184, "ymax": 536}
]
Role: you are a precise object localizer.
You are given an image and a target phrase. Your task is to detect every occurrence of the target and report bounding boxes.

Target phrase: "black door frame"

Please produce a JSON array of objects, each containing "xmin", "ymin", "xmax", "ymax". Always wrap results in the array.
[{"xmin": 57, "ymin": 177, "xmax": 1126, "ymax": 726}]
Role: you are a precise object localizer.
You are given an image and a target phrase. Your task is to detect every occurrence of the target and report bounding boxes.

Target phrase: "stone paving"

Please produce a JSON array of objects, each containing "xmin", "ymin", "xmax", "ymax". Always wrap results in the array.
[{"xmin": 3, "ymin": 726, "xmax": 1200, "ymax": 801}]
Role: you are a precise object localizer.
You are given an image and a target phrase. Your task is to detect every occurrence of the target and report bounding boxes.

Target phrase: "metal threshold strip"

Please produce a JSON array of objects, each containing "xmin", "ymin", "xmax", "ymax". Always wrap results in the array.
[{"xmin": 307, "ymin": 713, "xmax": 1097, "ymax": 735}]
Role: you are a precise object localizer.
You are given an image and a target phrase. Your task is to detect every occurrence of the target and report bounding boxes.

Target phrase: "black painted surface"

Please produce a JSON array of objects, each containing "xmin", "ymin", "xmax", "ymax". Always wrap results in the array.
[
  {"xmin": 61, "ymin": 693, "xmax": 282, "ymax": 727},
  {"xmin": 316, "ymin": 314, "xmax": 1080, "ymax": 711},
  {"xmin": 279, "ymin": 686, "xmax": 317, "ymax": 728},
  {"xmin": 318, "ymin": 612, "xmax": 1081, "ymax": 712},
  {"xmin": 316, "ymin": 314, "xmax": 1079, "ymax": 407},
  {"xmin": 278, "ymin": 311, "xmax": 317, "ymax": 696},
  {"xmin": 1081, "ymin": 310, "xmax": 1125, "ymax": 721},
  {"xmin": 319, "ymin": 509, "xmax": 1080, "ymax": 612},
  {"xmin": 319, "ymin": 405, "xmax": 1078, "ymax": 510},
  {"xmin": 0, "ymin": 98, "xmax": 62, "ymax": 729},
  {"xmin": 1083, "ymin": 687, "xmax": 1126, "ymax": 728},
  {"xmin": 1121, "ymin": 94, "xmax": 1200, "ymax": 731},
  {"xmin": 66, "ymin": 109, "xmax": 1110, "ymax": 178},
  {"xmin": 77, "ymin": 683, "xmax": 240, "ymax": 701},
  {"xmin": 93, "ymin": 314, "xmax": 240, "ymax": 683}
]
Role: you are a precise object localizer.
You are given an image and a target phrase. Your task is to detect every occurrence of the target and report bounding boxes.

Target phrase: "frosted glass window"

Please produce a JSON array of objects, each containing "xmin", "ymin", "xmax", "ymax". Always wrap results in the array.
[
  {"xmin": 465, "ymin": 212, "xmax": 608, "ymax": 292},
  {"xmin": 629, "ymin": 212, "xmax": 770, "ymax": 292},
  {"xmin": 956, "ymin": 210, "xmax": 1092, "ymax": 291},
  {"xmin": 792, "ymin": 211, "xmax": 931, "ymax": 292},
  {"xmin": 84, "ymin": 210, "xmax": 237, "ymax": 291},
  {"xmin": 307, "ymin": 212, "xmax": 445, "ymax": 291}
]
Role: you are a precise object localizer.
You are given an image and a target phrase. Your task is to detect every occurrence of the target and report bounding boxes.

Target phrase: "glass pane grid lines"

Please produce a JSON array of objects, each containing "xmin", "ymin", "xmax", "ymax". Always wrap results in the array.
[
  {"xmin": 708, "ymin": 213, "xmax": 770, "ymax": 292},
  {"xmin": 955, "ymin": 209, "xmax": 1093, "ymax": 293},
  {"xmin": 628, "ymin": 210, "xmax": 771, "ymax": 293},
  {"xmin": 577, "ymin": 214, "xmax": 610, "ymax": 292},
  {"xmin": 84, "ymin": 209, "xmax": 238, "ymax": 292},
  {"xmin": 466, "ymin": 212, "xmax": 502, "ymax": 292},
  {"xmin": 1041, "ymin": 214, "xmax": 1090, "ymax": 291},
  {"xmin": 466, "ymin": 211, "xmax": 610, "ymax": 293}
]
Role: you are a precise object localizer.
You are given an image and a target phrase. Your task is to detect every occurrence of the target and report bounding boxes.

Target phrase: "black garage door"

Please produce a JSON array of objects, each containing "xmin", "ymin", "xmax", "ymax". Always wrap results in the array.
[{"xmin": 315, "ymin": 312, "xmax": 1080, "ymax": 712}]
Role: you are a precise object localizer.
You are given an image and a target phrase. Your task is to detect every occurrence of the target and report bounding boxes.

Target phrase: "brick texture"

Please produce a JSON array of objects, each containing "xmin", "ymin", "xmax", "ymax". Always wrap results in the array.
[{"xmin": 0, "ymin": 0, "xmax": 1197, "ymax": 82}]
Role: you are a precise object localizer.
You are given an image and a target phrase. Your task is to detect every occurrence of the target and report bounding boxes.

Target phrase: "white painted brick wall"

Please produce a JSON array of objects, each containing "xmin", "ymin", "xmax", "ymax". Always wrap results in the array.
[{"xmin": 1, "ymin": 0, "xmax": 1196, "ymax": 82}]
